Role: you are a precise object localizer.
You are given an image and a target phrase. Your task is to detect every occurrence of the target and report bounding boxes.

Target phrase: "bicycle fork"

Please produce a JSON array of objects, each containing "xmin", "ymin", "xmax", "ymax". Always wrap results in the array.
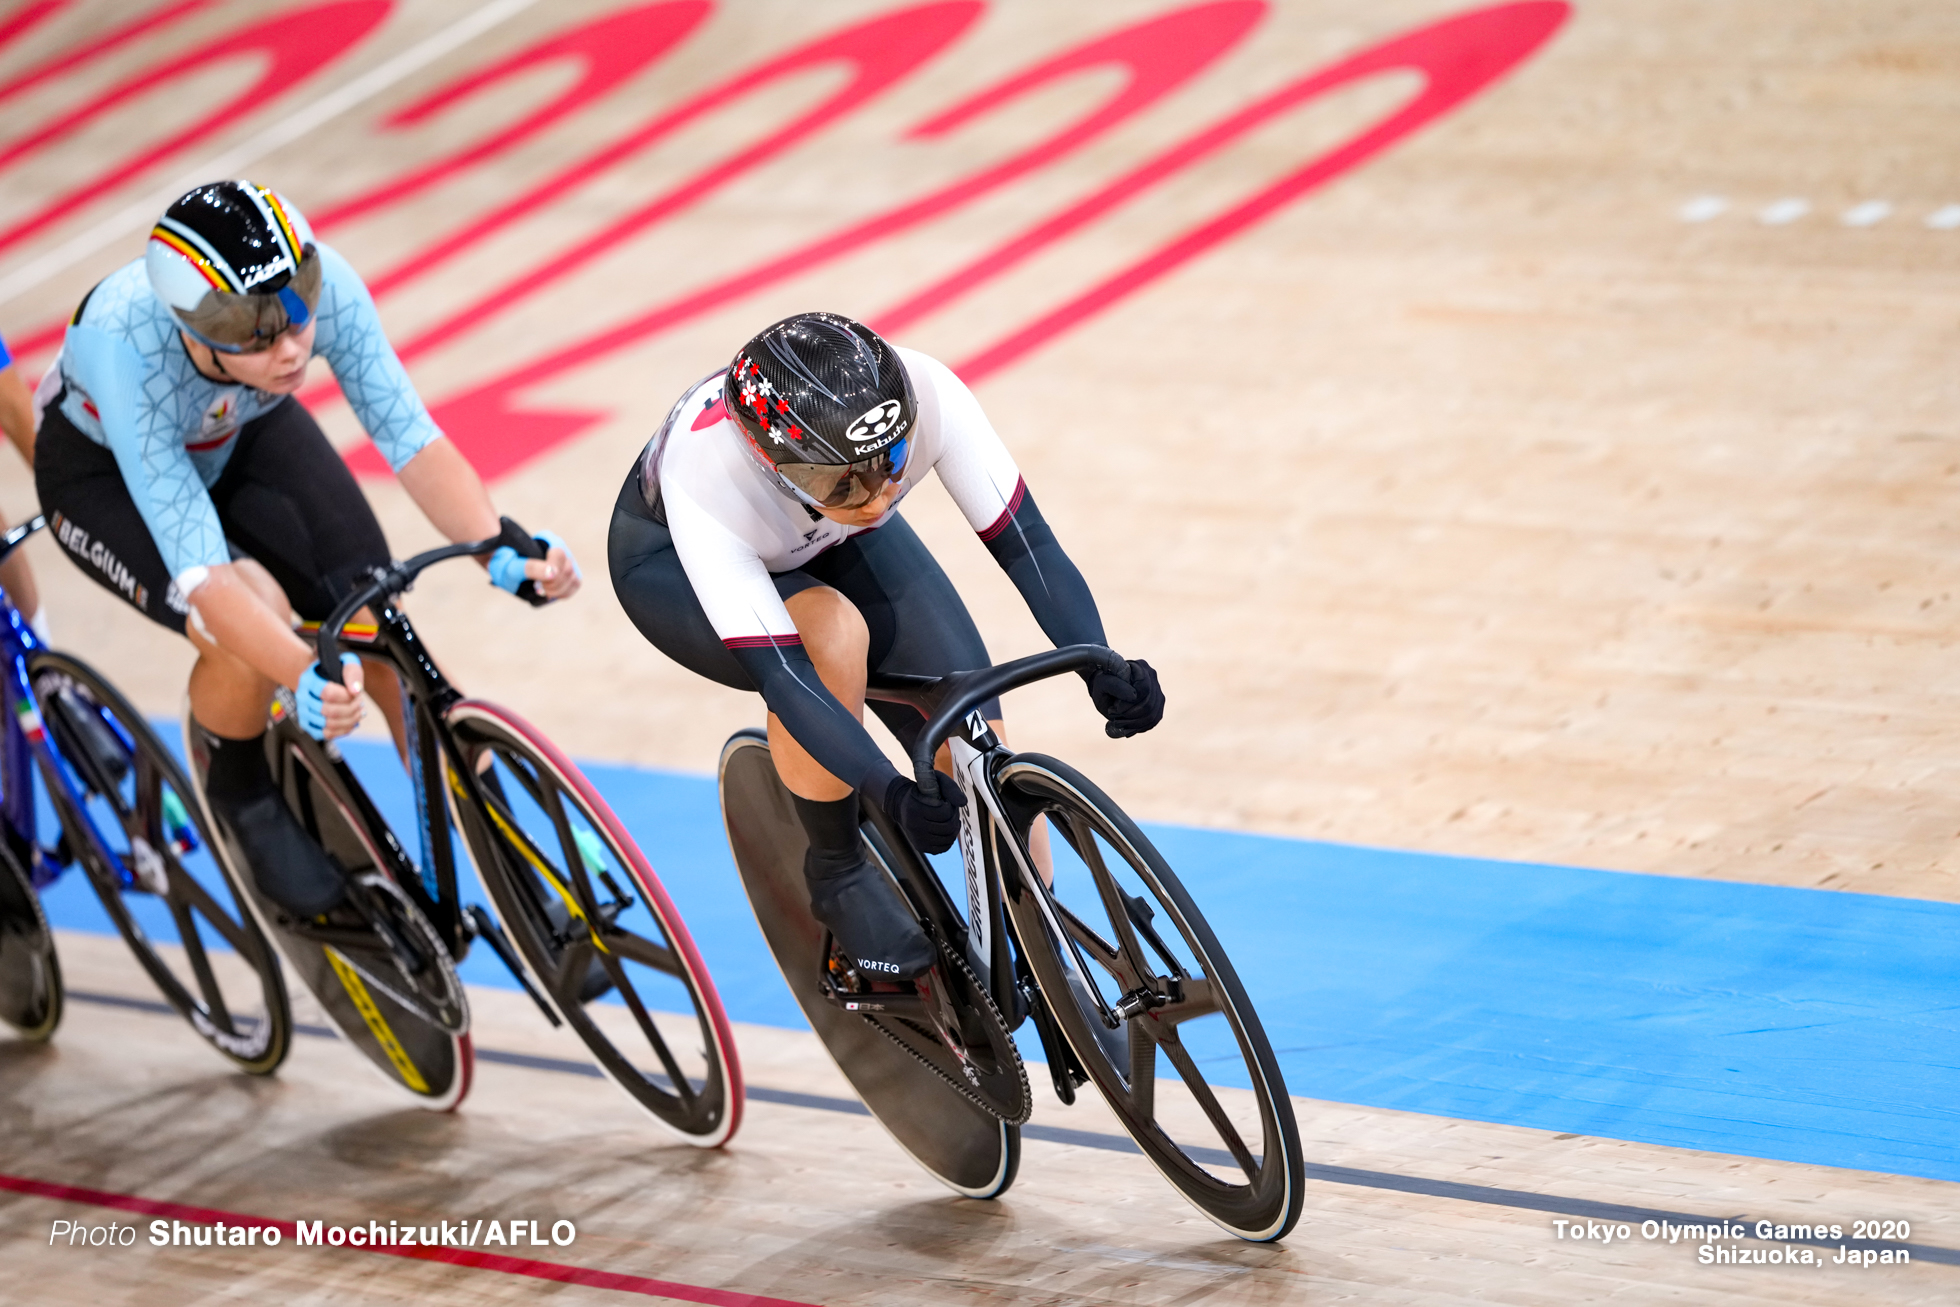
[{"xmin": 948, "ymin": 727, "xmax": 1097, "ymax": 1106}]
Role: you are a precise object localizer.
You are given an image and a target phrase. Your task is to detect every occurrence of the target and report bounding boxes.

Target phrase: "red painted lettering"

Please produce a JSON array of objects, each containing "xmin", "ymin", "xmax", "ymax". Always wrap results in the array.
[
  {"xmin": 0, "ymin": 2, "xmax": 210, "ymax": 107},
  {"xmin": 311, "ymin": 1, "xmax": 711, "ymax": 231},
  {"xmin": 0, "ymin": 1, "xmax": 391, "ymax": 257},
  {"xmin": 940, "ymin": 2, "xmax": 1571, "ymax": 379},
  {"xmin": 369, "ymin": 1, "xmax": 1261, "ymax": 476}
]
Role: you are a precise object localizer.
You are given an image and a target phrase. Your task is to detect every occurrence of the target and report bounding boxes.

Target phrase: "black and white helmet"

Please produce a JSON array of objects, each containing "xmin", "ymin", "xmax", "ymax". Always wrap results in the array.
[{"xmin": 726, "ymin": 312, "xmax": 916, "ymax": 509}]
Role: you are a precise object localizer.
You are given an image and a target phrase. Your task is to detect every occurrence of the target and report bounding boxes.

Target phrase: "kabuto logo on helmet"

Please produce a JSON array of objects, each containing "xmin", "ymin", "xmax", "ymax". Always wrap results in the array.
[{"xmin": 845, "ymin": 399, "xmax": 907, "ymax": 452}]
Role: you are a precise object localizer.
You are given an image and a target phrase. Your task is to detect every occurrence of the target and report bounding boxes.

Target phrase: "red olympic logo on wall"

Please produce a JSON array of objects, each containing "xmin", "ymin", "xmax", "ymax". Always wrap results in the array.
[{"xmin": 0, "ymin": 0, "xmax": 1570, "ymax": 480}]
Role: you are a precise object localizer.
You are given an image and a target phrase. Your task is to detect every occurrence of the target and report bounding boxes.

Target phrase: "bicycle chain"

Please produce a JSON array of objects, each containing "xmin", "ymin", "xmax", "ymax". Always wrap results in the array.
[{"xmin": 858, "ymin": 944, "xmax": 1032, "ymax": 1126}]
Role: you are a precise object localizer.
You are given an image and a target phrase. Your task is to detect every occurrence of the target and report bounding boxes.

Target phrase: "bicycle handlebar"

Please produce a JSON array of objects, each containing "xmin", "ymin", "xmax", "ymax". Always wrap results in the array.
[
  {"xmin": 313, "ymin": 517, "xmax": 545, "ymax": 685},
  {"xmin": 902, "ymin": 643, "xmax": 1126, "ymax": 798}
]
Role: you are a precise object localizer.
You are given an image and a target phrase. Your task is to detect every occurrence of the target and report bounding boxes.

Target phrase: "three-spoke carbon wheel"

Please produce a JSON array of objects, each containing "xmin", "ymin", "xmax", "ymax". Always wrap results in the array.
[
  {"xmin": 998, "ymin": 754, "xmax": 1303, "ymax": 1242},
  {"xmin": 31, "ymin": 652, "xmax": 289, "ymax": 1073},
  {"xmin": 450, "ymin": 701, "xmax": 742, "ymax": 1147},
  {"xmin": 0, "ymin": 840, "xmax": 60, "ymax": 1041}
]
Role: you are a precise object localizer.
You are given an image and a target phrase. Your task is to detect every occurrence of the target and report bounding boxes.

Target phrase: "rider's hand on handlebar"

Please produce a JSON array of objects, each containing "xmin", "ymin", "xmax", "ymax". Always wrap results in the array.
[
  {"xmin": 878, "ymin": 771, "xmax": 967, "ymax": 855},
  {"xmin": 1086, "ymin": 657, "xmax": 1165, "ymax": 739},
  {"xmin": 488, "ymin": 529, "xmax": 581, "ymax": 604},
  {"xmin": 297, "ymin": 654, "xmax": 364, "ymax": 741},
  {"xmin": 532, "ymin": 536, "xmax": 582, "ymax": 601}
]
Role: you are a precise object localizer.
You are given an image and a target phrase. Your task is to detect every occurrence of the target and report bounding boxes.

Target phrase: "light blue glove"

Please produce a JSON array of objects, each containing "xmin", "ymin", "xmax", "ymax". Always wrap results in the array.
[
  {"xmin": 489, "ymin": 529, "xmax": 577, "ymax": 601},
  {"xmin": 296, "ymin": 654, "xmax": 361, "ymax": 740}
]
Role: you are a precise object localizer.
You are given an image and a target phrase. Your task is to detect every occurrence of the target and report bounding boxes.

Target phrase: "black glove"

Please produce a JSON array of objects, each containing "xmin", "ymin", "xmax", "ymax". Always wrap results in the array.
[
  {"xmin": 880, "ymin": 772, "xmax": 967, "ymax": 854},
  {"xmin": 1086, "ymin": 658, "xmax": 1164, "ymax": 738}
]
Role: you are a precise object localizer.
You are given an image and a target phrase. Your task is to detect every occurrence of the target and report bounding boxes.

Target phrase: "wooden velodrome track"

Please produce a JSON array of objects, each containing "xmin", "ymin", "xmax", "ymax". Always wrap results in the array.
[{"xmin": 3, "ymin": 0, "xmax": 1958, "ymax": 1301}]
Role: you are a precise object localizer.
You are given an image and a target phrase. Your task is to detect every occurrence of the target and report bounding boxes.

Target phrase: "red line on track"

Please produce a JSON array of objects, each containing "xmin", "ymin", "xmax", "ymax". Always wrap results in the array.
[{"xmin": 0, "ymin": 1171, "xmax": 821, "ymax": 1306}]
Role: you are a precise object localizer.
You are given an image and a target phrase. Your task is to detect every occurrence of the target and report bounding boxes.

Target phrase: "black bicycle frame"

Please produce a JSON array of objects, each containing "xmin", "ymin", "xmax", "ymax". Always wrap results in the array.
[
  {"xmin": 864, "ymin": 643, "xmax": 1128, "ymax": 1085},
  {"xmin": 297, "ymin": 518, "xmax": 548, "ymax": 958},
  {"xmin": 301, "ymin": 600, "xmax": 474, "ymax": 954}
]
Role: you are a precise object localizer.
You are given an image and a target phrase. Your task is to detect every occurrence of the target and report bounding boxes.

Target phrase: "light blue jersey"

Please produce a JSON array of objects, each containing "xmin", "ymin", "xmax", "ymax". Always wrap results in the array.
[{"xmin": 56, "ymin": 243, "xmax": 438, "ymax": 581}]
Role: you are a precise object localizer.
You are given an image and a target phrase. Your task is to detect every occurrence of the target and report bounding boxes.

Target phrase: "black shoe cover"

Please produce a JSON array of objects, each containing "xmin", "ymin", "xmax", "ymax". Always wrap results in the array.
[
  {"xmin": 216, "ymin": 792, "xmax": 348, "ymax": 918},
  {"xmin": 805, "ymin": 854, "xmax": 935, "ymax": 981}
]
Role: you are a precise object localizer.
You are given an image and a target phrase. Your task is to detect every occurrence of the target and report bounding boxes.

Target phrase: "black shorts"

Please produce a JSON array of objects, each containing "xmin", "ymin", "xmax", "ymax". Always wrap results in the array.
[
  {"xmin": 606, "ymin": 468, "xmax": 999, "ymax": 752},
  {"xmin": 36, "ymin": 396, "xmax": 391, "ymax": 636}
]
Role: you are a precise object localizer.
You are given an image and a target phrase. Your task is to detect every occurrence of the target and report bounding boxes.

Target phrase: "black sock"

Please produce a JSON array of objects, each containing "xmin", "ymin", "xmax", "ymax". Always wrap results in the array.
[
  {"xmin": 793, "ymin": 793, "xmax": 861, "ymax": 879},
  {"xmin": 200, "ymin": 726, "xmax": 273, "ymax": 807}
]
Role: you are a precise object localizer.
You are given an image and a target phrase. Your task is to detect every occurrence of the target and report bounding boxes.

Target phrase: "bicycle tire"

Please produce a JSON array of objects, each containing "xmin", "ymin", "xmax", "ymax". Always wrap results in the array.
[
  {"xmin": 997, "ymin": 753, "xmax": 1304, "ymax": 1242},
  {"xmin": 449, "ymin": 701, "xmax": 741, "ymax": 1147},
  {"xmin": 183, "ymin": 705, "xmax": 471, "ymax": 1108},
  {"xmin": 30, "ymin": 652, "xmax": 289, "ymax": 1073},
  {"xmin": 0, "ymin": 838, "xmax": 60, "ymax": 1040}
]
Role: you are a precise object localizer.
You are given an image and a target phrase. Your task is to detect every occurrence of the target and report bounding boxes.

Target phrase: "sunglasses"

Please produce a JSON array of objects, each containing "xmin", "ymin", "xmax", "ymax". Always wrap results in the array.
[
  {"xmin": 177, "ymin": 247, "xmax": 322, "ymax": 354},
  {"xmin": 776, "ymin": 438, "xmax": 910, "ymax": 509}
]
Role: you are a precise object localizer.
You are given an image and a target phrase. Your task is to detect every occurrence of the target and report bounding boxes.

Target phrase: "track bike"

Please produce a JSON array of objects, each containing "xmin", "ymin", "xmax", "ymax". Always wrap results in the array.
[
  {"xmin": 187, "ymin": 521, "xmax": 741, "ymax": 1140},
  {"xmin": 719, "ymin": 644, "xmax": 1303, "ymax": 1242},
  {"xmin": 0, "ymin": 517, "xmax": 288, "ymax": 1066}
]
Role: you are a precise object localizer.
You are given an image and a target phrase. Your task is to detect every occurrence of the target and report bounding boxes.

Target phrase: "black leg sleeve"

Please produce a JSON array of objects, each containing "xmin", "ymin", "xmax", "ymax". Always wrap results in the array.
[{"xmin": 727, "ymin": 640, "xmax": 895, "ymax": 795}]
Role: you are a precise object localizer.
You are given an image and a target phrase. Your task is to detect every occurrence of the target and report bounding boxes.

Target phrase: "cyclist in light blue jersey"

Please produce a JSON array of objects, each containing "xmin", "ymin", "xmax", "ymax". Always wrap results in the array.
[{"xmin": 36, "ymin": 181, "xmax": 581, "ymax": 920}]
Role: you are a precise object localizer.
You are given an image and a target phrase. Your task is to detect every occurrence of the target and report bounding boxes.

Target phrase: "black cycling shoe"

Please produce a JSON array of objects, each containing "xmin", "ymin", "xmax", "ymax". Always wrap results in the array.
[
  {"xmin": 211, "ymin": 791, "xmax": 348, "ymax": 919},
  {"xmin": 805, "ymin": 852, "xmax": 936, "ymax": 982}
]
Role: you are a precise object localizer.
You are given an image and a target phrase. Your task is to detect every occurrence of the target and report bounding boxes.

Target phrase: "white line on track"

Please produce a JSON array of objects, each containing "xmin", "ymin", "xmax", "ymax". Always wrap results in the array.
[
  {"xmin": 1928, "ymin": 205, "xmax": 1960, "ymax": 230},
  {"xmin": 0, "ymin": 0, "xmax": 543, "ymax": 309},
  {"xmin": 1839, "ymin": 200, "xmax": 1891, "ymax": 227},
  {"xmin": 1677, "ymin": 195, "xmax": 1727, "ymax": 223},
  {"xmin": 1756, "ymin": 197, "xmax": 1809, "ymax": 225}
]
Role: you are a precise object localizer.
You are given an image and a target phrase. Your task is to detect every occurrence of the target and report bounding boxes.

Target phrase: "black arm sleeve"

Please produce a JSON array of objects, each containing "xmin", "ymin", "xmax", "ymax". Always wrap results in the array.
[
  {"xmin": 980, "ymin": 484, "xmax": 1107, "ymax": 649},
  {"xmin": 728, "ymin": 640, "xmax": 899, "ymax": 795}
]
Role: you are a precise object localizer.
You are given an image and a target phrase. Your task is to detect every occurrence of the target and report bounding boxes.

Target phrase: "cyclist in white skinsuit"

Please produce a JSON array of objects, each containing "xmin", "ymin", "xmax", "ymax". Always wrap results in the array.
[{"xmin": 609, "ymin": 311, "xmax": 1164, "ymax": 978}]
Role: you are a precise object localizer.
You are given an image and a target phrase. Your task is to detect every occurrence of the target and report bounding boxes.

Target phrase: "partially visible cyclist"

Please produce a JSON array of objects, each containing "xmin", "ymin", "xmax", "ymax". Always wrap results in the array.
[
  {"xmin": 0, "ymin": 331, "xmax": 46, "ymax": 634},
  {"xmin": 36, "ymin": 181, "xmax": 580, "ymax": 920},
  {"xmin": 609, "ymin": 311, "xmax": 1163, "ymax": 981}
]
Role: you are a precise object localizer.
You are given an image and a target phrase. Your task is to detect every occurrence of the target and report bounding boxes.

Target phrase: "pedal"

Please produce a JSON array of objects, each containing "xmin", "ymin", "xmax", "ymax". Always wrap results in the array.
[{"xmin": 817, "ymin": 936, "xmax": 926, "ymax": 1016}]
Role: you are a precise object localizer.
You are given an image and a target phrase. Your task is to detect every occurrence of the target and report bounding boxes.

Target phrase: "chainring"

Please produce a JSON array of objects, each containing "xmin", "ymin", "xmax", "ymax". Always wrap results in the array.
[
  {"xmin": 307, "ymin": 874, "xmax": 468, "ymax": 1034},
  {"xmin": 851, "ymin": 942, "xmax": 1031, "ymax": 1126}
]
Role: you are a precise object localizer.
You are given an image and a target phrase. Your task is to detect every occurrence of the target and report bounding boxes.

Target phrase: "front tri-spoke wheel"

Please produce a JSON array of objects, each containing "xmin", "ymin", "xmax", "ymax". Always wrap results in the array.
[
  {"xmin": 997, "ymin": 754, "xmax": 1302, "ymax": 1242},
  {"xmin": 29, "ymin": 652, "xmax": 289, "ymax": 1073},
  {"xmin": 448, "ymin": 702, "xmax": 741, "ymax": 1147}
]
